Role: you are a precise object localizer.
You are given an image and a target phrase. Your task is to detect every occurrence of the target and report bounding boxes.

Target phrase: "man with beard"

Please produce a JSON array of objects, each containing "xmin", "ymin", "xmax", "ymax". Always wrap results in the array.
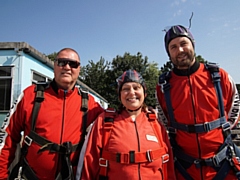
[{"xmin": 156, "ymin": 25, "xmax": 240, "ymax": 180}]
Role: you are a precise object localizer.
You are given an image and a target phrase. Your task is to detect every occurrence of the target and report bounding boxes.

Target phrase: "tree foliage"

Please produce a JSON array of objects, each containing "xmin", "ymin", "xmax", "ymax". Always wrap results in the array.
[{"xmin": 47, "ymin": 52, "xmax": 57, "ymax": 61}]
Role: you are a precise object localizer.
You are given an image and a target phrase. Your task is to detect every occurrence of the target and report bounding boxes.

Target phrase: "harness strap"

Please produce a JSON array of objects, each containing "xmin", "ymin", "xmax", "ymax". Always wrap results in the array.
[
  {"xmin": 159, "ymin": 72, "xmax": 175, "ymax": 125},
  {"xmin": 175, "ymin": 145, "xmax": 229, "ymax": 168},
  {"xmin": 172, "ymin": 134, "xmax": 235, "ymax": 179},
  {"xmin": 31, "ymin": 82, "xmax": 47, "ymax": 130},
  {"xmin": 147, "ymin": 113, "xmax": 163, "ymax": 142},
  {"xmin": 174, "ymin": 160, "xmax": 194, "ymax": 180},
  {"xmin": 101, "ymin": 148, "xmax": 169, "ymax": 164},
  {"xmin": 20, "ymin": 83, "xmax": 47, "ymax": 161},
  {"xmin": 205, "ymin": 63, "xmax": 225, "ymax": 118},
  {"xmin": 78, "ymin": 88, "xmax": 89, "ymax": 150},
  {"xmin": 212, "ymin": 160, "xmax": 233, "ymax": 180},
  {"xmin": 170, "ymin": 116, "xmax": 228, "ymax": 133},
  {"xmin": 99, "ymin": 108, "xmax": 116, "ymax": 179}
]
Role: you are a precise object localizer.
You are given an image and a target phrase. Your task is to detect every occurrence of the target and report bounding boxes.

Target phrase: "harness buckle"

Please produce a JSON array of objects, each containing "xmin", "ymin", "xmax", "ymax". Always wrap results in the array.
[
  {"xmin": 212, "ymin": 155, "xmax": 220, "ymax": 167},
  {"xmin": 204, "ymin": 122, "xmax": 210, "ymax": 132},
  {"xmin": 222, "ymin": 122, "xmax": 230, "ymax": 132},
  {"xmin": 162, "ymin": 154, "xmax": 169, "ymax": 163},
  {"xmin": 168, "ymin": 127, "xmax": 176, "ymax": 134},
  {"xmin": 194, "ymin": 159, "xmax": 201, "ymax": 168},
  {"xmin": 105, "ymin": 108, "xmax": 116, "ymax": 113},
  {"xmin": 24, "ymin": 136, "xmax": 33, "ymax": 146},
  {"xmin": 99, "ymin": 158, "xmax": 108, "ymax": 167},
  {"xmin": 14, "ymin": 166, "xmax": 24, "ymax": 180},
  {"xmin": 146, "ymin": 150, "xmax": 153, "ymax": 162},
  {"xmin": 193, "ymin": 159, "xmax": 200, "ymax": 167}
]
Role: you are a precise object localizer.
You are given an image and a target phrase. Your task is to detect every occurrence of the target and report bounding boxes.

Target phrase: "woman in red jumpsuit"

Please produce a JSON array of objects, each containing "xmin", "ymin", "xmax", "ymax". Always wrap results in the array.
[{"xmin": 77, "ymin": 69, "xmax": 176, "ymax": 180}]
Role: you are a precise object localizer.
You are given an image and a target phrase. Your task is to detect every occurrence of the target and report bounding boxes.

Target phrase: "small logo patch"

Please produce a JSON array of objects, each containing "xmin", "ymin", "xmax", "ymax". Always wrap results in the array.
[{"xmin": 146, "ymin": 134, "xmax": 158, "ymax": 142}]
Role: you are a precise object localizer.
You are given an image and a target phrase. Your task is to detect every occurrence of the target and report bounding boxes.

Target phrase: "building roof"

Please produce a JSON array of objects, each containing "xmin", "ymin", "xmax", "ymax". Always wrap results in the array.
[{"xmin": 0, "ymin": 42, "xmax": 107, "ymax": 102}]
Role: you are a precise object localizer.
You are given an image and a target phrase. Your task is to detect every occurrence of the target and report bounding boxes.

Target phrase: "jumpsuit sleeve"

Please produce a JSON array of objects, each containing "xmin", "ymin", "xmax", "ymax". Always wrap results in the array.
[
  {"xmin": 0, "ymin": 92, "xmax": 25, "ymax": 179},
  {"xmin": 80, "ymin": 112, "xmax": 105, "ymax": 180},
  {"xmin": 87, "ymin": 95, "xmax": 104, "ymax": 126},
  {"xmin": 220, "ymin": 69, "xmax": 240, "ymax": 128},
  {"xmin": 160, "ymin": 124, "xmax": 176, "ymax": 180}
]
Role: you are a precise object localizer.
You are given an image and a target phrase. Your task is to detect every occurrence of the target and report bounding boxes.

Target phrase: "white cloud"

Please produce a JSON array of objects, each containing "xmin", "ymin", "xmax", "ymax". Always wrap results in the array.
[
  {"xmin": 224, "ymin": 23, "xmax": 229, "ymax": 27},
  {"xmin": 171, "ymin": 1, "xmax": 180, "ymax": 6},
  {"xmin": 171, "ymin": 0, "xmax": 187, "ymax": 6},
  {"xmin": 233, "ymin": 27, "xmax": 240, "ymax": 31},
  {"xmin": 173, "ymin": 9, "xmax": 182, "ymax": 17}
]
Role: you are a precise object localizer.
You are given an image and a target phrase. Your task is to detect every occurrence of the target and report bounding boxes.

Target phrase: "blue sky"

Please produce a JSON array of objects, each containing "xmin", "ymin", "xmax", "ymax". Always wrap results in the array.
[{"xmin": 1, "ymin": 0, "xmax": 240, "ymax": 83}]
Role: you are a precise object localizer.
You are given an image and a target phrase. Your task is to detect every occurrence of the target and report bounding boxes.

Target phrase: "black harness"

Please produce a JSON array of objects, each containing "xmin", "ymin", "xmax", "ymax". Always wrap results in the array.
[
  {"xmin": 158, "ymin": 63, "xmax": 240, "ymax": 180},
  {"xmin": 9, "ymin": 82, "xmax": 89, "ymax": 180}
]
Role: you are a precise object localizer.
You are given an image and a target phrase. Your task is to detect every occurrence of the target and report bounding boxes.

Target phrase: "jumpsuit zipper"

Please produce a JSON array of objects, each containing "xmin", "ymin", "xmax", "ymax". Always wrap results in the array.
[
  {"xmin": 188, "ymin": 75, "xmax": 204, "ymax": 180},
  {"xmin": 55, "ymin": 90, "xmax": 67, "ymax": 178},
  {"xmin": 134, "ymin": 120, "xmax": 141, "ymax": 180}
]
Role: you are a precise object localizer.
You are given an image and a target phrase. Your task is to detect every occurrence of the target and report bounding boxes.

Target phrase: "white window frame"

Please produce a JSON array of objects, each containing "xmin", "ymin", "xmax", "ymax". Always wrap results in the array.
[
  {"xmin": 31, "ymin": 70, "xmax": 52, "ymax": 84},
  {"xmin": 0, "ymin": 65, "xmax": 14, "ymax": 112}
]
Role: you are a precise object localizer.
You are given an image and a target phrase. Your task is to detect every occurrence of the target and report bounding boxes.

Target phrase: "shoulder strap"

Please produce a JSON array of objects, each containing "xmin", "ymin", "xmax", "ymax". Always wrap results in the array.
[
  {"xmin": 102, "ymin": 108, "xmax": 116, "ymax": 149},
  {"xmin": 158, "ymin": 71, "xmax": 171, "ymax": 93},
  {"xmin": 99, "ymin": 108, "xmax": 116, "ymax": 179},
  {"xmin": 78, "ymin": 87, "xmax": 89, "ymax": 149},
  {"xmin": 78, "ymin": 87, "xmax": 89, "ymax": 112},
  {"xmin": 147, "ymin": 113, "xmax": 163, "ymax": 143},
  {"xmin": 31, "ymin": 82, "xmax": 49, "ymax": 130},
  {"xmin": 158, "ymin": 72, "xmax": 175, "ymax": 125},
  {"xmin": 18, "ymin": 82, "xmax": 48, "ymax": 176},
  {"xmin": 205, "ymin": 62, "xmax": 225, "ymax": 117}
]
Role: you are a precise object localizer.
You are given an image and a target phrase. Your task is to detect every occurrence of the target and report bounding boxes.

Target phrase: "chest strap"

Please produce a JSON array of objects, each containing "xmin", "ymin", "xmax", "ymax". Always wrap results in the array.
[
  {"xmin": 170, "ymin": 116, "xmax": 230, "ymax": 133},
  {"xmin": 24, "ymin": 131, "xmax": 80, "ymax": 154},
  {"xmin": 100, "ymin": 148, "xmax": 169, "ymax": 165}
]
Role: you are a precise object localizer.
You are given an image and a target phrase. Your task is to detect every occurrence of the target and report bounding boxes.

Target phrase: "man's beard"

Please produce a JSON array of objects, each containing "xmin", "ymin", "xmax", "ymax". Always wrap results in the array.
[{"xmin": 171, "ymin": 51, "xmax": 195, "ymax": 69}]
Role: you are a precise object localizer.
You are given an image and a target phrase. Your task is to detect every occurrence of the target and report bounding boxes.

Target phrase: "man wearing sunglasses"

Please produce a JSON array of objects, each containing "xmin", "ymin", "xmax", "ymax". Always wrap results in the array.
[{"xmin": 0, "ymin": 48, "xmax": 104, "ymax": 179}]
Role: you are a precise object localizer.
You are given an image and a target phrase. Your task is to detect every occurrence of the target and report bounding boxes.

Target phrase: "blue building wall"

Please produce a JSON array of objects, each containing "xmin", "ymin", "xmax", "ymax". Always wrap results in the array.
[
  {"xmin": 21, "ymin": 53, "xmax": 53, "ymax": 90},
  {"xmin": 0, "ymin": 49, "xmax": 54, "ymax": 123}
]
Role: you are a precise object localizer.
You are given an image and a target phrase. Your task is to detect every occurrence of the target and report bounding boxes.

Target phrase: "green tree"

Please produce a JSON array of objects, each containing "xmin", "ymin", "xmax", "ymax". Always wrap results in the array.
[
  {"xmin": 196, "ymin": 55, "xmax": 208, "ymax": 63},
  {"xmin": 80, "ymin": 57, "xmax": 110, "ymax": 97},
  {"xmin": 47, "ymin": 52, "xmax": 57, "ymax": 61}
]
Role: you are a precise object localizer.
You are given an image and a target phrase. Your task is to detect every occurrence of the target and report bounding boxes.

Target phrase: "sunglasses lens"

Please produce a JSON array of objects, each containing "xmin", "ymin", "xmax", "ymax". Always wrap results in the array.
[
  {"xmin": 56, "ymin": 59, "xmax": 80, "ymax": 68},
  {"xmin": 57, "ymin": 60, "xmax": 67, "ymax": 67},
  {"xmin": 68, "ymin": 61, "xmax": 79, "ymax": 68}
]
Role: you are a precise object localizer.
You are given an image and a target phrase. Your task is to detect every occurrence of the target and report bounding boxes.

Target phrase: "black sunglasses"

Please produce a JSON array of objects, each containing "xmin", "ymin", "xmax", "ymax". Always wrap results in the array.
[{"xmin": 55, "ymin": 58, "xmax": 80, "ymax": 69}]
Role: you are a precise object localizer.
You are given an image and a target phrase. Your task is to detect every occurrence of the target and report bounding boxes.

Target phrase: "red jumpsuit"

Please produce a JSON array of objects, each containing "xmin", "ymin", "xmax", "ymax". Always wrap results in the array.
[
  {"xmin": 156, "ymin": 61, "xmax": 240, "ymax": 180},
  {"xmin": 80, "ymin": 110, "xmax": 176, "ymax": 180},
  {"xmin": 0, "ymin": 80, "xmax": 104, "ymax": 180}
]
